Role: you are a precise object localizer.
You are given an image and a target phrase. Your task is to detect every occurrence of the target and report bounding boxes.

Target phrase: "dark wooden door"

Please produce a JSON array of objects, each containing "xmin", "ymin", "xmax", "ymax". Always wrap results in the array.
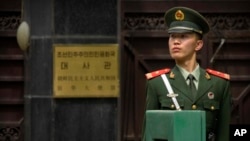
[
  {"xmin": 0, "ymin": 0, "xmax": 23, "ymax": 141},
  {"xmin": 120, "ymin": 0, "xmax": 250, "ymax": 140}
]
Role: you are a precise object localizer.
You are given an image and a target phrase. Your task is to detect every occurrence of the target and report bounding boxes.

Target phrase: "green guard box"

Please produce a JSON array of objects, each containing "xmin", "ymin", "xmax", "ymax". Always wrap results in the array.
[{"xmin": 145, "ymin": 110, "xmax": 206, "ymax": 141}]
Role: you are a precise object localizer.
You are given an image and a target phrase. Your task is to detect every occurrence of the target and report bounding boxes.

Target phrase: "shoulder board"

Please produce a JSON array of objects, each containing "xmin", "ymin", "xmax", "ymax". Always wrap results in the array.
[
  {"xmin": 206, "ymin": 69, "xmax": 230, "ymax": 80},
  {"xmin": 145, "ymin": 68, "xmax": 171, "ymax": 80}
]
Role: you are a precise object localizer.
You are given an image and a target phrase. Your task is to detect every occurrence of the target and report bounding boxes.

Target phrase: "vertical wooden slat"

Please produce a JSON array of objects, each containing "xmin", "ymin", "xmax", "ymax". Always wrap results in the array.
[{"xmin": 0, "ymin": 1, "xmax": 23, "ymax": 141}]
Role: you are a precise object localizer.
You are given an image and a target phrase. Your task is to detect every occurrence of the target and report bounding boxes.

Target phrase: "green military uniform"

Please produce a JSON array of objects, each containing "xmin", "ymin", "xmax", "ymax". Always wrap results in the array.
[
  {"xmin": 142, "ymin": 66, "xmax": 231, "ymax": 141},
  {"xmin": 142, "ymin": 6, "xmax": 231, "ymax": 141}
]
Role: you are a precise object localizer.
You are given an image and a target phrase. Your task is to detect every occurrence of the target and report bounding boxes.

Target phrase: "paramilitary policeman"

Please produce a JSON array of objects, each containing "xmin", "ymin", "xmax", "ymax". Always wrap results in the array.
[{"xmin": 142, "ymin": 6, "xmax": 231, "ymax": 141}]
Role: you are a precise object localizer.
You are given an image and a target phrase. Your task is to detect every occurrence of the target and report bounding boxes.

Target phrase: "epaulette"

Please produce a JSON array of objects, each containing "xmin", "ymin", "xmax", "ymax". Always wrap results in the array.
[
  {"xmin": 206, "ymin": 68, "xmax": 230, "ymax": 80},
  {"xmin": 145, "ymin": 68, "xmax": 171, "ymax": 80}
]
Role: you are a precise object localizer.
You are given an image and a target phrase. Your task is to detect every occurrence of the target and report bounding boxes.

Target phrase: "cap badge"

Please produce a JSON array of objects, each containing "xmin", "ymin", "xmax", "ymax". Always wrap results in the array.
[
  {"xmin": 175, "ymin": 10, "xmax": 184, "ymax": 21},
  {"xmin": 208, "ymin": 92, "xmax": 214, "ymax": 99}
]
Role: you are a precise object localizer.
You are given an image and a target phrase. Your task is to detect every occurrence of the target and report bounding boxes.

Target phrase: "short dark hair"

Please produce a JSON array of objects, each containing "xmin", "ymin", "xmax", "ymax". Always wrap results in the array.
[{"xmin": 196, "ymin": 33, "xmax": 203, "ymax": 40}]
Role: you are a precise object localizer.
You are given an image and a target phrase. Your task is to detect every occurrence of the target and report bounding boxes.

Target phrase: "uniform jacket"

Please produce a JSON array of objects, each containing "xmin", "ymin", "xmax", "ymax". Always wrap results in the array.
[{"xmin": 142, "ymin": 66, "xmax": 231, "ymax": 141}]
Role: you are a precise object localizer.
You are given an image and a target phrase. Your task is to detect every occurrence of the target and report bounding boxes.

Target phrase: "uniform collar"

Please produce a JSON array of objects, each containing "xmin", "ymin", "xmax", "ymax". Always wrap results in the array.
[{"xmin": 176, "ymin": 64, "xmax": 200, "ymax": 81}]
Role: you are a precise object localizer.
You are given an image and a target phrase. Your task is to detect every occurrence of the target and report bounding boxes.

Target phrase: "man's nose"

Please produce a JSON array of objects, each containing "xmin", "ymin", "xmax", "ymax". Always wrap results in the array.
[{"xmin": 173, "ymin": 38, "xmax": 180, "ymax": 44}]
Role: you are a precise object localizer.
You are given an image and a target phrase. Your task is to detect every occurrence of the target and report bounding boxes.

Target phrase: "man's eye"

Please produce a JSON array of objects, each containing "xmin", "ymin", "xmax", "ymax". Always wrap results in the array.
[{"xmin": 181, "ymin": 34, "xmax": 186, "ymax": 38}]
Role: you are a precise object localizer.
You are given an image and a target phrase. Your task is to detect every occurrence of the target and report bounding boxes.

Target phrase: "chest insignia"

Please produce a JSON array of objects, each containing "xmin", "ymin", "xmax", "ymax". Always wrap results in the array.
[{"xmin": 208, "ymin": 92, "xmax": 215, "ymax": 99}]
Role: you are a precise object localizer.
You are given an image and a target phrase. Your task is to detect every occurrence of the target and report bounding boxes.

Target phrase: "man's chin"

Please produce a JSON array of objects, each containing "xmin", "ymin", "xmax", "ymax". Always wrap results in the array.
[{"xmin": 171, "ymin": 56, "xmax": 182, "ymax": 60}]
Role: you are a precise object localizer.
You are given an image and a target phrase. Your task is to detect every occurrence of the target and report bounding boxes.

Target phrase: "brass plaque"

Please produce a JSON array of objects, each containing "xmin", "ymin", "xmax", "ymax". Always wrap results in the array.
[{"xmin": 53, "ymin": 44, "xmax": 119, "ymax": 98}]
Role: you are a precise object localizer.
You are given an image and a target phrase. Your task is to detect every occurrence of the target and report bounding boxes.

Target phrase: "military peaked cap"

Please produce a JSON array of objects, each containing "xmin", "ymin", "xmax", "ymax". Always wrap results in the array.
[{"xmin": 164, "ymin": 6, "xmax": 210, "ymax": 35}]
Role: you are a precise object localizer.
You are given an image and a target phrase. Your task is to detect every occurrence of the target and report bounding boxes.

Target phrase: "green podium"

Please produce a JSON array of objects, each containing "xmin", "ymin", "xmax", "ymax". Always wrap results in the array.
[{"xmin": 145, "ymin": 110, "xmax": 206, "ymax": 141}]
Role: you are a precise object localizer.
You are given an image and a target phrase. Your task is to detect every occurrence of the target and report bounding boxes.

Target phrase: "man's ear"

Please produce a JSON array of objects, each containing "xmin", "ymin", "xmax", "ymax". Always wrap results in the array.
[{"xmin": 195, "ymin": 40, "xmax": 203, "ymax": 51}]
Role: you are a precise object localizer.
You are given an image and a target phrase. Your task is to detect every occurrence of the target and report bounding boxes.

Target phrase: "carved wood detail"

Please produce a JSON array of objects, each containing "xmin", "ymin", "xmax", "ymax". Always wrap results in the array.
[{"xmin": 123, "ymin": 13, "xmax": 250, "ymax": 31}]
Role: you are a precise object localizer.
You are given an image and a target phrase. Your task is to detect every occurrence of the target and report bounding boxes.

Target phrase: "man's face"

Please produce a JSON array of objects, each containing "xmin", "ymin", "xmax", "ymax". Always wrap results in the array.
[{"xmin": 168, "ymin": 32, "xmax": 203, "ymax": 61}]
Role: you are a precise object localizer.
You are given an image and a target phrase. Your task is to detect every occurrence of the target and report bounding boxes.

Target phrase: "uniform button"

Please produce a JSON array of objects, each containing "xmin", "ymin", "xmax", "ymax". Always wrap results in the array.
[
  {"xmin": 171, "ymin": 104, "xmax": 175, "ymax": 109},
  {"xmin": 211, "ymin": 106, "xmax": 215, "ymax": 110},
  {"xmin": 192, "ymin": 105, "xmax": 197, "ymax": 110}
]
